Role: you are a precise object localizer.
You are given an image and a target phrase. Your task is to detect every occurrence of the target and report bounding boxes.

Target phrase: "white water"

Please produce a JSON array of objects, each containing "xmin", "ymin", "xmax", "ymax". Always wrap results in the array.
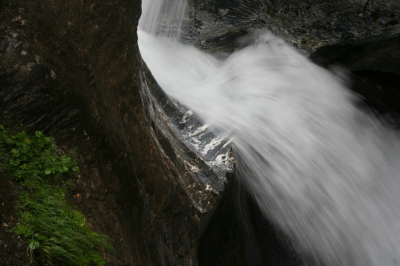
[
  {"xmin": 139, "ymin": 0, "xmax": 187, "ymax": 40},
  {"xmin": 138, "ymin": 2, "xmax": 400, "ymax": 265}
]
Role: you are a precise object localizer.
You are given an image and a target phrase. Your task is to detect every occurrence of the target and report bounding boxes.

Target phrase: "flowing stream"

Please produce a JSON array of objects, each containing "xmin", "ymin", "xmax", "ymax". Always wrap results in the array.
[{"xmin": 138, "ymin": 1, "xmax": 400, "ymax": 265}]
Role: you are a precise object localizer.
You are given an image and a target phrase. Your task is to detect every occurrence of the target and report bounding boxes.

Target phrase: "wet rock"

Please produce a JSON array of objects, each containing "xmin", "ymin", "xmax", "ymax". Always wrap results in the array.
[
  {"xmin": 182, "ymin": 0, "xmax": 400, "ymax": 53},
  {"xmin": 198, "ymin": 173, "xmax": 247, "ymax": 266},
  {"xmin": 310, "ymin": 33, "xmax": 400, "ymax": 118},
  {"xmin": 311, "ymin": 34, "xmax": 400, "ymax": 75},
  {"xmin": 1, "ymin": 0, "xmax": 232, "ymax": 264}
]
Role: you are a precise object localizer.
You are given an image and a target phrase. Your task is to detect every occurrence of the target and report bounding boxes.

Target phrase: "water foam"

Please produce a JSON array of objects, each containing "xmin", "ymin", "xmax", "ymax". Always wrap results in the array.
[{"xmin": 138, "ymin": 3, "xmax": 400, "ymax": 266}]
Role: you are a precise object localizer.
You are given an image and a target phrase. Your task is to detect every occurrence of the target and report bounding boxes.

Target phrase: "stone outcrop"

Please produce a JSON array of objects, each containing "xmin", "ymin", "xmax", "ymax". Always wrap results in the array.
[
  {"xmin": 184, "ymin": 0, "xmax": 400, "ymax": 53},
  {"xmin": 0, "ymin": 0, "xmax": 236, "ymax": 265}
]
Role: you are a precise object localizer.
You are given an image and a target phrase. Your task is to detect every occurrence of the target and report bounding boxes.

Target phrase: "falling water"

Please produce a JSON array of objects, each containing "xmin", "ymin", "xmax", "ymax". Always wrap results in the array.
[
  {"xmin": 138, "ymin": 1, "xmax": 400, "ymax": 265},
  {"xmin": 139, "ymin": 0, "xmax": 187, "ymax": 40}
]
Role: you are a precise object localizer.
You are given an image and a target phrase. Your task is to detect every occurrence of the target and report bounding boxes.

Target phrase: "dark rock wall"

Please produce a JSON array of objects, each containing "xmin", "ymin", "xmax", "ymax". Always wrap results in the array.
[
  {"xmin": 184, "ymin": 0, "xmax": 400, "ymax": 53},
  {"xmin": 311, "ymin": 34, "xmax": 400, "ymax": 75},
  {"xmin": 197, "ymin": 173, "xmax": 246, "ymax": 266},
  {"xmin": 311, "ymin": 34, "xmax": 400, "ymax": 117},
  {"xmin": 0, "ymin": 0, "xmax": 229, "ymax": 265}
]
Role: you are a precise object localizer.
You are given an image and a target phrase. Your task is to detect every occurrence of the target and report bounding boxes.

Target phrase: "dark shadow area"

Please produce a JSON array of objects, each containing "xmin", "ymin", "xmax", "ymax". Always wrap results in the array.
[
  {"xmin": 238, "ymin": 187, "xmax": 315, "ymax": 266},
  {"xmin": 310, "ymin": 35, "xmax": 400, "ymax": 76},
  {"xmin": 351, "ymin": 71, "xmax": 400, "ymax": 116},
  {"xmin": 198, "ymin": 172, "xmax": 247, "ymax": 266},
  {"xmin": 311, "ymin": 36, "xmax": 400, "ymax": 124},
  {"xmin": 198, "ymin": 172, "xmax": 316, "ymax": 266}
]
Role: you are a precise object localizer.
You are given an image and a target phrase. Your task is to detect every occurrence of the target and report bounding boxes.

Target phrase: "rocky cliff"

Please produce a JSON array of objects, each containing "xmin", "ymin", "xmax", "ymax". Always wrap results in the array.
[
  {"xmin": 1, "ymin": 0, "xmax": 399, "ymax": 265},
  {"xmin": 184, "ymin": 0, "xmax": 400, "ymax": 54},
  {"xmin": 0, "ymin": 0, "xmax": 239, "ymax": 265}
]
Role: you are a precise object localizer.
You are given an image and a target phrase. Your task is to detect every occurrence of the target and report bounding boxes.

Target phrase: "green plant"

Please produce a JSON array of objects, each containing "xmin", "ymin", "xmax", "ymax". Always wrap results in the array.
[
  {"xmin": 14, "ymin": 184, "xmax": 112, "ymax": 265},
  {"xmin": 0, "ymin": 126, "xmax": 113, "ymax": 265},
  {"xmin": 0, "ymin": 129, "xmax": 79, "ymax": 181}
]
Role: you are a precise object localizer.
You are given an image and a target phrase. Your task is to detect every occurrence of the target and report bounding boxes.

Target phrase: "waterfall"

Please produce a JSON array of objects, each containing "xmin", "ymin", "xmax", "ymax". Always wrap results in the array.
[
  {"xmin": 138, "ymin": 1, "xmax": 400, "ymax": 265},
  {"xmin": 139, "ymin": 0, "xmax": 187, "ymax": 41}
]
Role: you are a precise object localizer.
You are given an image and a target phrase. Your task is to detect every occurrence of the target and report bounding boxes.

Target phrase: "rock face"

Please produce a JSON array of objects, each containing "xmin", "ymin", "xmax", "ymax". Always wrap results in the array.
[
  {"xmin": 184, "ymin": 0, "xmax": 400, "ymax": 53},
  {"xmin": 311, "ymin": 34, "xmax": 400, "ymax": 116},
  {"xmin": 2, "ymin": 0, "xmax": 399, "ymax": 265},
  {"xmin": 0, "ymin": 0, "xmax": 237, "ymax": 265}
]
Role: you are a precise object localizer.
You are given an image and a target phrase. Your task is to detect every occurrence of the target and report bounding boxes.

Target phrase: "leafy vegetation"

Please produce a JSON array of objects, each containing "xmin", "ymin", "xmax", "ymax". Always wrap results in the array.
[
  {"xmin": 0, "ymin": 126, "xmax": 113, "ymax": 265},
  {"xmin": 1, "ymin": 129, "xmax": 79, "ymax": 180}
]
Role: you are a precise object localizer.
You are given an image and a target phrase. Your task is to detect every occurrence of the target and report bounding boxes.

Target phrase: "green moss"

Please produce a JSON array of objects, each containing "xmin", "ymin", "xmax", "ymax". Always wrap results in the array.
[{"xmin": 0, "ymin": 126, "xmax": 113, "ymax": 265}]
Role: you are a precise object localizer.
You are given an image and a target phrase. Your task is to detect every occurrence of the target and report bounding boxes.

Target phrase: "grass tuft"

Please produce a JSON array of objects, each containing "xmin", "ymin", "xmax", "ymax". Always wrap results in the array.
[{"xmin": 0, "ymin": 125, "xmax": 113, "ymax": 265}]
